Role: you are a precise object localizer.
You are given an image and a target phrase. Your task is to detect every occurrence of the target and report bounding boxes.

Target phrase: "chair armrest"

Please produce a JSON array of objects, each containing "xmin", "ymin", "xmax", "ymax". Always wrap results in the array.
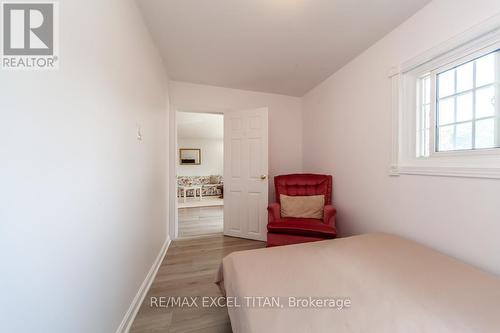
[
  {"xmin": 323, "ymin": 205, "xmax": 337, "ymax": 227},
  {"xmin": 267, "ymin": 203, "xmax": 281, "ymax": 223}
]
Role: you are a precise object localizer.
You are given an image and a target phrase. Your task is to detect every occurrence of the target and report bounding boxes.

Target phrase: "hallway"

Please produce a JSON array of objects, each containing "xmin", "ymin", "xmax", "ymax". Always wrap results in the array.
[{"xmin": 178, "ymin": 206, "xmax": 224, "ymax": 239}]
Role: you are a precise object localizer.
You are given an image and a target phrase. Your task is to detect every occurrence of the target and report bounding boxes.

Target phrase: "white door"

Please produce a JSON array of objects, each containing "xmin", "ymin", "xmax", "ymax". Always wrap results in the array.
[{"xmin": 224, "ymin": 107, "xmax": 269, "ymax": 241}]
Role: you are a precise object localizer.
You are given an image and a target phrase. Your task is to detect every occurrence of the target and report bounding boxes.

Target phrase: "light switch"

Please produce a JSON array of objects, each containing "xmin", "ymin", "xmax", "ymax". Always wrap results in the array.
[{"xmin": 137, "ymin": 125, "xmax": 143, "ymax": 141}]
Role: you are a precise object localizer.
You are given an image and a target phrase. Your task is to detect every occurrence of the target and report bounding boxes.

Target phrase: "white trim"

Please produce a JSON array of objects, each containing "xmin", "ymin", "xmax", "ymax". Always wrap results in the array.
[
  {"xmin": 400, "ymin": 12, "xmax": 500, "ymax": 74},
  {"xmin": 170, "ymin": 106, "xmax": 178, "ymax": 240},
  {"xmin": 390, "ymin": 72, "xmax": 401, "ymax": 173},
  {"xmin": 393, "ymin": 165, "xmax": 500, "ymax": 179},
  {"xmin": 390, "ymin": 13, "xmax": 500, "ymax": 180},
  {"xmin": 115, "ymin": 237, "xmax": 171, "ymax": 333}
]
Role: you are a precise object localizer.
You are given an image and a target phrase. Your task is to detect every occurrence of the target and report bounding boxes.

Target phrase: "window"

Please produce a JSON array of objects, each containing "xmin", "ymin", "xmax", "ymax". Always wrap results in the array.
[
  {"xmin": 416, "ymin": 75, "xmax": 431, "ymax": 157},
  {"xmin": 416, "ymin": 50, "xmax": 500, "ymax": 157},
  {"xmin": 390, "ymin": 18, "xmax": 500, "ymax": 179}
]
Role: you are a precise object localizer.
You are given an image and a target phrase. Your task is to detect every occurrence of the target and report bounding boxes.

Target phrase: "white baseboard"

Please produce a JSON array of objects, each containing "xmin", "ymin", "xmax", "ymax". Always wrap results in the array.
[{"xmin": 115, "ymin": 237, "xmax": 171, "ymax": 333}]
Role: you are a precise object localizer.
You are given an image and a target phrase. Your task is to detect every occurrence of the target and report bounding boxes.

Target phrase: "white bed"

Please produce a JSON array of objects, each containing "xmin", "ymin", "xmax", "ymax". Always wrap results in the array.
[{"xmin": 216, "ymin": 233, "xmax": 500, "ymax": 333}]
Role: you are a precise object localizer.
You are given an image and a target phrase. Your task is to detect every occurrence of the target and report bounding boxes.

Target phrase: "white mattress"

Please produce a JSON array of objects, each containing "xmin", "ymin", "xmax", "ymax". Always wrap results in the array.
[{"xmin": 217, "ymin": 233, "xmax": 500, "ymax": 333}]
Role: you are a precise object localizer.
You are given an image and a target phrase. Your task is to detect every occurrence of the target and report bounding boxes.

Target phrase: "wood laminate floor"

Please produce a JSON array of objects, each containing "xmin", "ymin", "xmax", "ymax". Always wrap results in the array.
[
  {"xmin": 130, "ymin": 235, "xmax": 265, "ymax": 333},
  {"xmin": 179, "ymin": 206, "xmax": 224, "ymax": 239},
  {"xmin": 178, "ymin": 197, "xmax": 224, "ymax": 209}
]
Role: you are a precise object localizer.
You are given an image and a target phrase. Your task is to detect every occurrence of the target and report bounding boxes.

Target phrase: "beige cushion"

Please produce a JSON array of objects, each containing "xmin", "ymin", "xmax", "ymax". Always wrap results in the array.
[{"xmin": 280, "ymin": 194, "xmax": 324, "ymax": 219}]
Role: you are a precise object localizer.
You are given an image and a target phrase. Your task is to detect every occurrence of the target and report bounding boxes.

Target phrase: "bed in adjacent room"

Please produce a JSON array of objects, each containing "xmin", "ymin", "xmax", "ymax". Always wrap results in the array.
[{"xmin": 216, "ymin": 233, "xmax": 500, "ymax": 333}]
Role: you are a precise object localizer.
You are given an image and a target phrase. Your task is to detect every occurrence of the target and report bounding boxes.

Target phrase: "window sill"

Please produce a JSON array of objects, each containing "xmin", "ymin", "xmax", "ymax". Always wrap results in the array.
[{"xmin": 389, "ymin": 165, "xmax": 500, "ymax": 179}]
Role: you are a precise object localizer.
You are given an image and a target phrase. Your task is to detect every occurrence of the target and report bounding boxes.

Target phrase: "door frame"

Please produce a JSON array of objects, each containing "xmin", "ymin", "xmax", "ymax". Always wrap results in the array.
[{"xmin": 169, "ymin": 107, "xmax": 226, "ymax": 240}]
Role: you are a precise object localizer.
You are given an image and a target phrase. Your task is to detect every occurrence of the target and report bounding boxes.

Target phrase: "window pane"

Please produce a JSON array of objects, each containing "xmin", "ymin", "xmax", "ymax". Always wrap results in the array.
[
  {"xmin": 456, "ymin": 62, "xmax": 473, "ymax": 92},
  {"xmin": 424, "ymin": 128, "xmax": 430, "ymax": 156},
  {"xmin": 456, "ymin": 92, "xmax": 473, "ymax": 122},
  {"xmin": 476, "ymin": 52, "xmax": 496, "ymax": 87},
  {"xmin": 420, "ymin": 50, "xmax": 500, "ymax": 155},
  {"xmin": 455, "ymin": 122, "xmax": 472, "ymax": 150},
  {"xmin": 476, "ymin": 85, "xmax": 496, "ymax": 118},
  {"xmin": 438, "ymin": 69, "xmax": 455, "ymax": 98},
  {"xmin": 417, "ymin": 129, "xmax": 427, "ymax": 158},
  {"xmin": 475, "ymin": 118, "xmax": 496, "ymax": 149},
  {"xmin": 423, "ymin": 77, "xmax": 431, "ymax": 104},
  {"xmin": 423, "ymin": 104, "xmax": 430, "ymax": 129},
  {"xmin": 416, "ymin": 74, "xmax": 431, "ymax": 157},
  {"xmin": 438, "ymin": 125, "xmax": 455, "ymax": 151},
  {"xmin": 417, "ymin": 75, "xmax": 431, "ymax": 157},
  {"xmin": 438, "ymin": 97, "xmax": 455, "ymax": 125}
]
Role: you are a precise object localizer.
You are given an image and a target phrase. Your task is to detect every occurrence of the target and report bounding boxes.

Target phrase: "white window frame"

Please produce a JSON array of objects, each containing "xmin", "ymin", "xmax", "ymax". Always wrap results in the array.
[{"xmin": 390, "ymin": 14, "xmax": 500, "ymax": 179}]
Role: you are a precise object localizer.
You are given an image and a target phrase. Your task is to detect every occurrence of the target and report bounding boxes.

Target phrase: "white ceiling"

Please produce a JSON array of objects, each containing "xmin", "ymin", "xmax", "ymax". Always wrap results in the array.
[
  {"xmin": 177, "ymin": 112, "xmax": 223, "ymax": 140},
  {"xmin": 137, "ymin": 0, "xmax": 431, "ymax": 96}
]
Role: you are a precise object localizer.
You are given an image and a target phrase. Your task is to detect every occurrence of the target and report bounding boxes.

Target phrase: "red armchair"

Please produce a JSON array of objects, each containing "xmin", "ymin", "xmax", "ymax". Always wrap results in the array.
[{"xmin": 267, "ymin": 174, "xmax": 337, "ymax": 247}]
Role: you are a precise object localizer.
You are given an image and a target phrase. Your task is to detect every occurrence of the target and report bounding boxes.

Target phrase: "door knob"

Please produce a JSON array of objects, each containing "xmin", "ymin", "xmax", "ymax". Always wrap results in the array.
[{"xmin": 260, "ymin": 175, "xmax": 267, "ymax": 180}]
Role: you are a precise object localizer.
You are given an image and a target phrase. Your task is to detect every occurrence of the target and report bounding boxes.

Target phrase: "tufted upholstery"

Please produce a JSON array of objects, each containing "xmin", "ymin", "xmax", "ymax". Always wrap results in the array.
[
  {"xmin": 275, "ymin": 174, "xmax": 332, "ymax": 205},
  {"xmin": 267, "ymin": 173, "xmax": 337, "ymax": 247}
]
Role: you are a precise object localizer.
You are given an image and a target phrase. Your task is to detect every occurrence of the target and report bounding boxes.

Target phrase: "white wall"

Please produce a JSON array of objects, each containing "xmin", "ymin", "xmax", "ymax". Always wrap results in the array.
[
  {"xmin": 169, "ymin": 81, "xmax": 303, "ymax": 201},
  {"xmin": 302, "ymin": 0, "xmax": 500, "ymax": 275},
  {"xmin": 0, "ymin": 1, "xmax": 169, "ymax": 332},
  {"xmin": 178, "ymin": 139, "xmax": 224, "ymax": 176}
]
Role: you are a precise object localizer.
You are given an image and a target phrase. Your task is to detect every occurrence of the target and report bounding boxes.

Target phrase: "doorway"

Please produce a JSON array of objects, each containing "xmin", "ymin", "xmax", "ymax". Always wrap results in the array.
[
  {"xmin": 176, "ymin": 111, "xmax": 224, "ymax": 238},
  {"xmin": 170, "ymin": 107, "xmax": 269, "ymax": 241}
]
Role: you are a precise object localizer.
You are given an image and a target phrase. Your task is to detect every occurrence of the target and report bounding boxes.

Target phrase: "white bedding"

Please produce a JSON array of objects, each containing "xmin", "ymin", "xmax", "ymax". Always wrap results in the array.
[{"xmin": 216, "ymin": 233, "xmax": 500, "ymax": 333}]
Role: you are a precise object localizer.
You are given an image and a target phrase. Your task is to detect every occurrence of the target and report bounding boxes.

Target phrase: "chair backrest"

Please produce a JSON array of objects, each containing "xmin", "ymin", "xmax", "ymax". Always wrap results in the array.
[{"xmin": 274, "ymin": 174, "xmax": 332, "ymax": 205}]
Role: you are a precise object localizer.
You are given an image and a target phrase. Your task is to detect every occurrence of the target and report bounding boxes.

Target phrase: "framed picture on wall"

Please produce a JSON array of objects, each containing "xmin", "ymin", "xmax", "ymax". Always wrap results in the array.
[{"xmin": 179, "ymin": 148, "xmax": 201, "ymax": 165}]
